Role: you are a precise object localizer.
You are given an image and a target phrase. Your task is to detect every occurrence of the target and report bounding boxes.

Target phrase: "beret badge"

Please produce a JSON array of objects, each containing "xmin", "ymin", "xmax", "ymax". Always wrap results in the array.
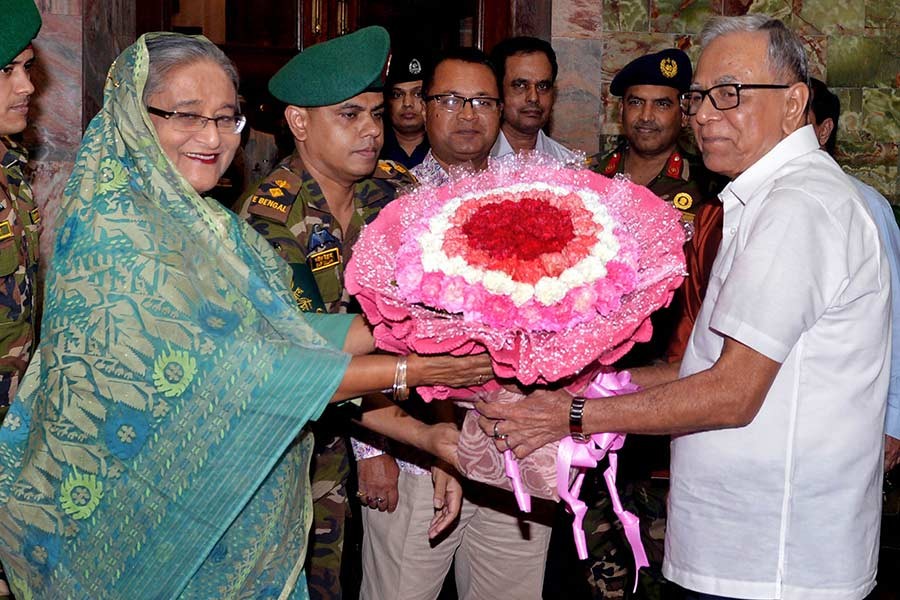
[{"xmin": 660, "ymin": 57, "xmax": 678, "ymax": 78}]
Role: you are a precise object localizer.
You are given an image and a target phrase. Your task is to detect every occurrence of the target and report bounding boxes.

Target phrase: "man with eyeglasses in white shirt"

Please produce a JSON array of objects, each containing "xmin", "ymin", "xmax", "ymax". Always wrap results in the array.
[
  {"xmin": 476, "ymin": 15, "xmax": 890, "ymax": 600},
  {"xmin": 359, "ymin": 49, "xmax": 554, "ymax": 600}
]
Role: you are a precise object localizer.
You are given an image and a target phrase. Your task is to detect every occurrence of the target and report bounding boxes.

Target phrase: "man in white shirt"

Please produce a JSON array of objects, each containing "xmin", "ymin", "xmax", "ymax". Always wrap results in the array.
[
  {"xmin": 488, "ymin": 36, "xmax": 578, "ymax": 163},
  {"xmin": 476, "ymin": 15, "xmax": 891, "ymax": 600},
  {"xmin": 360, "ymin": 48, "xmax": 554, "ymax": 600}
]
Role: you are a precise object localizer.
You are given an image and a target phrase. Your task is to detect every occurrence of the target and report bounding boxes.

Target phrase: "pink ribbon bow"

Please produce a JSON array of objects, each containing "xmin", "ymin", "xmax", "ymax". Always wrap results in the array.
[{"xmin": 499, "ymin": 370, "xmax": 649, "ymax": 590}]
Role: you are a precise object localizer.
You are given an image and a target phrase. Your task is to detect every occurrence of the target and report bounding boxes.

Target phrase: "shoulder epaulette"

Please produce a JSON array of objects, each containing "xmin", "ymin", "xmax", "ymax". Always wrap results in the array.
[
  {"xmin": 373, "ymin": 159, "xmax": 417, "ymax": 186},
  {"xmin": 245, "ymin": 166, "xmax": 302, "ymax": 225}
]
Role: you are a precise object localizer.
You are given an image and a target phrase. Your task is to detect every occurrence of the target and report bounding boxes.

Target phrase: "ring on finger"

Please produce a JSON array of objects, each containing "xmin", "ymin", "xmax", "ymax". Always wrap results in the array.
[
  {"xmin": 356, "ymin": 491, "xmax": 367, "ymax": 498},
  {"xmin": 492, "ymin": 420, "xmax": 503, "ymax": 439},
  {"xmin": 375, "ymin": 496, "xmax": 385, "ymax": 504},
  {"xmin": 503, "ymin": 437, "xmax": 512, "ymax": 451}
]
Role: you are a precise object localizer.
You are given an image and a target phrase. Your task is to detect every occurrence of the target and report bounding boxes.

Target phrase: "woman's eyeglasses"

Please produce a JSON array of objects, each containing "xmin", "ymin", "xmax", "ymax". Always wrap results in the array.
[{"xmin": 147, "ymin": 106, "xmax": 247, "ymax": 134}]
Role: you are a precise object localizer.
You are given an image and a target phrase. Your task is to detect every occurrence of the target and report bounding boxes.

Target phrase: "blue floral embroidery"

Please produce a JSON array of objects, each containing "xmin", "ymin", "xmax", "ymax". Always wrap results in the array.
[
  {"xmin": 104, "ymin": 406, "xmax": 151, "ymax": 460},
  {"xmin": 22, "ymin": 529, "xmax": 61, "ymax": 575},
  {"xmin": 54, "ymin": 215, "xmax": 81, "ymax": 257},
  {"xmin": 1, "ymin": 401, "xmax": 31, "ymax": 445},
  {"xmin": 198, "ymin": 302, "xmax": 240, "ymax": 337},
  {"xmin": 247, "ymin": 273, "xmax": 285, "ymax": 314}
]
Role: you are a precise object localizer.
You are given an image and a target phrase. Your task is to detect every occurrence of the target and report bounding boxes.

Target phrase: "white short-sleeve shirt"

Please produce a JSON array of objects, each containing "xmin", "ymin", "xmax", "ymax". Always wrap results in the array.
[{"xmin": 663, "ymin": 126, "xmax": 891, "ymax": 600}]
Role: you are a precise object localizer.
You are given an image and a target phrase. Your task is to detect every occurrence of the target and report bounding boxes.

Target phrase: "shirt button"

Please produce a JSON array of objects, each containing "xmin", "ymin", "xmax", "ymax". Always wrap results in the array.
[{"xmin": 729, "ymin": 227, "xmax": 737, "ymax": 235}]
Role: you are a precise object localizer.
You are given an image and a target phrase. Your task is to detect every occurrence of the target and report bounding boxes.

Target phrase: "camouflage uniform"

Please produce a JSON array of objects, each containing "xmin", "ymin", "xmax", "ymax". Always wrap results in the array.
[
  {"xmin": 0, "ymin": 138, "xmax": 40, "ymax": 420},
  {"xmin": 237, "ymin": 154, "xmax": 413, "ymax": 599},
  {"xmin": 582, "ymin": 143, "xmax": 716, "ymax": 599}
]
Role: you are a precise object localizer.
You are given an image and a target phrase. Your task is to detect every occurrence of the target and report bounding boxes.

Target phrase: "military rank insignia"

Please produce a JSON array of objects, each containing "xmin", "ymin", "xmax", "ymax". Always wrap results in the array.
[
  {"xmin": 660, "ymin": 57, "xmax": 678, "ymax": 78},
  {"xmin": 0, "ymin": 220, "xmax": 12, "ymax": 242}
]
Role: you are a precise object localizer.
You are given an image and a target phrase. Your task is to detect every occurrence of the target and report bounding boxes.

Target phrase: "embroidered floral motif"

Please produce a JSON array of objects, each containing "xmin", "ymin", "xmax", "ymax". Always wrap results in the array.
[
  {"xmin": 54, "ymin": 215, "xmax": 81, "ymax": 257},
  {"xmin": 23, "ymin": 528, "xmax": 61, "ymax": 574},
  {"xmin": 1, "ymin": 401, "xmax": 30, "ymax": 445},
  {"xmin": 247, "ymin": 274, "xmax": 284, "ymax": 314},
  {"xmin": 152, "ymin": 348, "xmax": 198, "ymax": 397},
  {"xmin": 198, "ymin": 302, "xmax": 241, "ymax": 337},
  {"xmin": 96, "ymin": 157, "xmax": 130, "ymax": 195},
  {"xmin": 104, "ymin": 406, "xmax": 151, "ymax": 460},
  {"xmin": 60, "ymin": 469, "xmax": 104, "ymax": 520}
]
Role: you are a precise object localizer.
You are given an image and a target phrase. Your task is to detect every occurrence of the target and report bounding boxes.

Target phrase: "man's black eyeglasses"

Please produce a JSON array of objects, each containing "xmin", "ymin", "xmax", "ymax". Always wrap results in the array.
[{"xmin": 679, "ymin": 83, "xmax": 791, "ymax": 115}]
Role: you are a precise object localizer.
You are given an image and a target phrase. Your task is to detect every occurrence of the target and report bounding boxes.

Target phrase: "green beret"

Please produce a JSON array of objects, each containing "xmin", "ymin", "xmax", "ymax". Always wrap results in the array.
[
  {"xmin": 0, "ymin": 0, "xmax": 41, "ymax": 67},
  {"xmin": 269, "ymin": 26, "xmax": 390, "ymax": 107},
  {"xmin": 610, "ymin": 48, "xmax": 692, "ymax": 96}
]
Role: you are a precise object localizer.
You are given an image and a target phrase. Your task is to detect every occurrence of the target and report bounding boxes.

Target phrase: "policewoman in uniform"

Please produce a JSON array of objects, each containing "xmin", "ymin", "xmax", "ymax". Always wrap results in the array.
[{"xmin": 236, "ymin": 26, "xmax": 414, "ymax": 600}]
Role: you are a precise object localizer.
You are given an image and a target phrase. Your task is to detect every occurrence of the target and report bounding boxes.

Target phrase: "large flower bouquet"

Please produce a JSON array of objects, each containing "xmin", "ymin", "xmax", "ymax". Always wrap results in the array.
[
  {"xmin": 346, "ymin": 154, "xmax": 685, "ymax": 392},
  {"xmin": 345, "ymin": 154, "xmax": 684, "ymax": 570}
]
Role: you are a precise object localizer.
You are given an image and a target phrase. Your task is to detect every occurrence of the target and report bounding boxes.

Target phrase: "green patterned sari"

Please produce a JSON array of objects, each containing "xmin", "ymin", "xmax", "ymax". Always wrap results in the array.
[{"xmin": 0, "ymin": 33, "xmax": 353, "ymax": 599}]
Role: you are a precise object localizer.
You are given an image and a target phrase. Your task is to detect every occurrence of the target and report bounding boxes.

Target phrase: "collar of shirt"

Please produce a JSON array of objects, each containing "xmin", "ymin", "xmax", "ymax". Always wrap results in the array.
[
  {"xmin": 490, "ymin": 129, "xmax": 578, "ymax": 163},
  {"xmin": 1, "ymin": 136, "xmax": 27, "ymax": 171},
  {"xmin": 284, "ymin": 152, "xmax": 385, "ymax": 213},
  {"xmin": 411, "ymin": 150, "xmax": 449, "ymax": 187},
  {"xmin": 725, "ymin": 125, "xmax": 819, "ymax": 206}
]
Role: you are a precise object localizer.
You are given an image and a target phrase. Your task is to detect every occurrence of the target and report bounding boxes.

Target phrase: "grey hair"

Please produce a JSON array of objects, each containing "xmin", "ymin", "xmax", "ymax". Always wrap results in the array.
[
  {"xmin": 699, "ymin": 15, "xmax": 809, "ymax": 86},
  {"xmin": 142, "ymin": 34, "xmax": 240, "ymax": 104}
]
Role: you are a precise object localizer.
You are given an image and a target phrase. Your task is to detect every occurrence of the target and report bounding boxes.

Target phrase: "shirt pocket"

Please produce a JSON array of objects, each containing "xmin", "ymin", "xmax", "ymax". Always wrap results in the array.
[{"xmin": 0, "ymin": 237, "xmax": 21, "ymax": 278}]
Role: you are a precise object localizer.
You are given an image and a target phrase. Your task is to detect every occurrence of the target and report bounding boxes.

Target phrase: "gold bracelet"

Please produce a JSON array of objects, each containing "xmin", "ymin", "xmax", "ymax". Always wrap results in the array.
[{"xmin": 392, "ymin": 356, "xmax": 409, "ymax": 401}]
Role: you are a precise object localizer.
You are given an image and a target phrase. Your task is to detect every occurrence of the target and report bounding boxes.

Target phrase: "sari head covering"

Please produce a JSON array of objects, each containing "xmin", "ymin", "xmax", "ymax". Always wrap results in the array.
[{"xmin": 0, "ymin": 32, "xmax": 353, "ymax": 599}]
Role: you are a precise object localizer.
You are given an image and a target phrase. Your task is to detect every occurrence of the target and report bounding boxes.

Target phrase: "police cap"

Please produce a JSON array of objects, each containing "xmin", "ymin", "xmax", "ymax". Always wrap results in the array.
[
  {"xmin": 386, "ymin": 50, "xmax": 429, "ymax": 86},
  {"xmin": 269, "ymin": 26, "xmax": 390, "ymax": 107},
  {"xmin": 0, "ymin": 0, "xmax": 41, "ymax": 67},
  {"xmin": 610, "ymin": 48, "xmax": 692, "ymax": 96}
]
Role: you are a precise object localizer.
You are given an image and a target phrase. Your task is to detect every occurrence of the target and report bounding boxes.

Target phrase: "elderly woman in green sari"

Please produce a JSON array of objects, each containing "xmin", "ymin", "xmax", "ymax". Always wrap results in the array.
[{"xmin": 0, "ymin": 33, "xmax": 489, "ymax": 599}]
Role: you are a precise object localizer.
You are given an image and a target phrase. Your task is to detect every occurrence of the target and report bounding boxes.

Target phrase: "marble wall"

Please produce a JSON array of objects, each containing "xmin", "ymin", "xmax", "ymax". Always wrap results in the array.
[
  {"xmin": 548, "ymin": 0, "xmax": 900, "ymax": 204},
  {"xmin": 27, "ymin": 1, "xmax": 84, "ymax": 257}
]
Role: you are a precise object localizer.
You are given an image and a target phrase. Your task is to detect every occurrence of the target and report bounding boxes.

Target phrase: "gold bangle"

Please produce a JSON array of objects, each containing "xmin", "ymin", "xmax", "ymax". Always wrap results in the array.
[{"xmin": 392, "ymin": 356, "xmax": 409, "ymax": 401}]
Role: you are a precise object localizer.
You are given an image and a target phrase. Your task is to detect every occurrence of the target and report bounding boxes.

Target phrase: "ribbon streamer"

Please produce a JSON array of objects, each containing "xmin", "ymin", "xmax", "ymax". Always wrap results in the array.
[{"xmin": 500, "ymin": 370, "xmax": 649, "ymax": 590}]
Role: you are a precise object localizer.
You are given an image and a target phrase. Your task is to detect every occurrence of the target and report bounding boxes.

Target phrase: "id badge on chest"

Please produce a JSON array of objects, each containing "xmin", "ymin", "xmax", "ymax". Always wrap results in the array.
[{"xmin": 307, "ymin": 224, "xmax": 343, "ymax": 303}]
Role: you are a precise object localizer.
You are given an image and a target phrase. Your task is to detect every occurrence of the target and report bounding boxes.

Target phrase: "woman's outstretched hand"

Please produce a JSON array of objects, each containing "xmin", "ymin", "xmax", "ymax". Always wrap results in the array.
[{"xmin": 408, "ymin": 352, "xmax": 494, "ymax": 389}]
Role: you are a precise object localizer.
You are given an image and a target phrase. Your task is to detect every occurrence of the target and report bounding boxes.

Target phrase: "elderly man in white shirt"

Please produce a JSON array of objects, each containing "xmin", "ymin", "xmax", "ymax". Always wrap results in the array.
[
  {"xmin": 488, "ymin": 36, "xmax": 578, "ymax": 164},
  {"xmin": 475, "ymin": 15, "xmax": 890, "ymax": 600}
]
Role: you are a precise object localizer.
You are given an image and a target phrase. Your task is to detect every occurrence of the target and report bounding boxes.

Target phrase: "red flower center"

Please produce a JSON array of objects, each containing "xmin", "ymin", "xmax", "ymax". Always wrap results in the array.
[{"xmin": 461, "ymin": 197, "xmax": 575, "ymax": 262}]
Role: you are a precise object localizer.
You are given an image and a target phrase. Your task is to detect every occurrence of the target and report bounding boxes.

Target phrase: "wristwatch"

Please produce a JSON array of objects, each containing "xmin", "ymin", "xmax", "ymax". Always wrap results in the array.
[{"xmin": 569, "ymin": 396, "xmax": 589, "ymax": 443}]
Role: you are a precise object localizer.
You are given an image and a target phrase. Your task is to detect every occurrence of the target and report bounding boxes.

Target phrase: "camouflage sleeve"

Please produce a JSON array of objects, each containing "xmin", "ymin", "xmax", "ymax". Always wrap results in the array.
[
  {"xmin": 236, "ymin": 181, "xmax": 326, "ymax": 312},
  {"xmin": 372, "ymin": 159, "xmax": 417, "ymax": 192}
]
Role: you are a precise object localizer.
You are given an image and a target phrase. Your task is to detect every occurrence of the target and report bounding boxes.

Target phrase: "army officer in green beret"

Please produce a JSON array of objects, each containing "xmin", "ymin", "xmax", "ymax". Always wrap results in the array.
[
  {"xmin": 236, "ymin": 26, "xmax": 417, "ymax": 600},
  {"xmin": 0, "ymin": 0, "xmax": 42, "ymax": 415},
  {"xmin": 0, "ymin": 2, "xmax": 42, "ymax": 594}
]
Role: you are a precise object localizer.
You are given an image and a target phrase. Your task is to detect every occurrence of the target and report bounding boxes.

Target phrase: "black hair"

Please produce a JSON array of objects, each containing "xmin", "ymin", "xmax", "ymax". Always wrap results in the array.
[
  {"xmin": 422, "ymin": 47, "xmax": 497, "ymax": 96},
  {"xmin": 809, "ymin": 77, "xmax": 840, "ymax": 156},
  {"xmin": 489, "ymin": 36, "xmax": 559, "ymax": 90}
]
